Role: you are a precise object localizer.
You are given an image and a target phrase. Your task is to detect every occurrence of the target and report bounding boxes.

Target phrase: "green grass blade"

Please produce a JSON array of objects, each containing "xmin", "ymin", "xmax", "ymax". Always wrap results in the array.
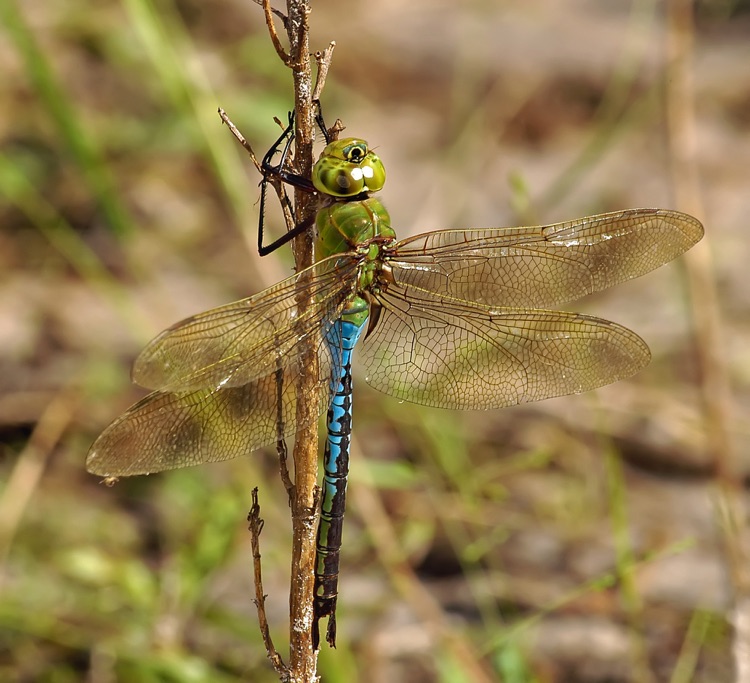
[{"xmin": 0, "ymin": 0, "xmax": 133, "ymax": 237}]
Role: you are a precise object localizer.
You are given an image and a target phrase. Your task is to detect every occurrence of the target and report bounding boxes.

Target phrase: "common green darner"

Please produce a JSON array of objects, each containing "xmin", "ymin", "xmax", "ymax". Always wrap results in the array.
[{"xmin": 87, "ymin": 112, "xmax": 703, "ymax": 648}]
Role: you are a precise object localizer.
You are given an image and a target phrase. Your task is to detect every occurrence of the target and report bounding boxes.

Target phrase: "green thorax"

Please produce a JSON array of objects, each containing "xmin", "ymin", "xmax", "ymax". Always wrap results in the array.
[{"xmin": 316, "ymin": 197, "xmax": 395, "ymax": 261}]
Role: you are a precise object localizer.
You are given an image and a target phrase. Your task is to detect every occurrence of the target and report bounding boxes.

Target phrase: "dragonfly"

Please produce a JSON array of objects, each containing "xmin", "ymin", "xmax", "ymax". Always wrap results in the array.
[{"xmin": 87, "ymin": 111, "xmax": 703, "ymax": 649}]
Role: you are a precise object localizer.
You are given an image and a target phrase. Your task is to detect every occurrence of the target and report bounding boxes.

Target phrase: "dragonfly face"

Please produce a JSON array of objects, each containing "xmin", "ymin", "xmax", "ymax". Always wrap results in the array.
[{"xmin": 312, "ymin": 137, "xmax": 386, "ymax": 197}]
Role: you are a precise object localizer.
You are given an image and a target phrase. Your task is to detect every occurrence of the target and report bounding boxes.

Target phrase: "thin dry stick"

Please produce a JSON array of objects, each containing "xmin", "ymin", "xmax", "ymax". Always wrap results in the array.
[
  {"xmin": 250, "ymin": 0, "xmax": 288, "ymax": 27},
  {"xmin": 229, "ymin": 1, "xmax": 321, "ymax": 676},
  {"xmin": 225, "ymin": 1, "xmax": 320, "ymax": 676},
  {"xmin": 262, "ymin": 0, "xmax": 291, "ymax": 65},
  {"xmin": 312, "ymin": 44, "xmax": 346, "ymax": 140},
  {"xmin": 217, "ymin": 108, "xmax": 263, "ymax": 172},
  {"xmin": 248, "ymin": 488, "xmax": 287, "ymax": 676},
  {"xmin": 312, "ymin": 42, "xmax": 336, "ymax": 102},
  {"xmin": 262, "ymin": 1, "xmax": 322, "ymax": 679},
  {"xmin": 664, "ymin": 1, "xmax": 747, "ymax": 678},
  {"xmin": 246, "ymin": 1, "xmax": 339, "ymax": 676}
]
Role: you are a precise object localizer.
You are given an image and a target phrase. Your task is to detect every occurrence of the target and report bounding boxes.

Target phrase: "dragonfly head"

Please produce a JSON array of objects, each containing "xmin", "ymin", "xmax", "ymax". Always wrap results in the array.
[{"xmin": 312, "ymin": 138, "xmax": 386, "ymax": 198}]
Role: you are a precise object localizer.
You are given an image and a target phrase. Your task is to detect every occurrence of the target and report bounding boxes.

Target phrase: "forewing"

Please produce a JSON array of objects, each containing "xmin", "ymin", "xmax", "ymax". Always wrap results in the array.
[
  {"xmin": 134, "ymin": 253, "xmax": 360, "ymax": 392},
  {"xmin": 360, "ymin": 282, "xmax": 650, "ymax": 410},
  {"xmin": 86, "ymin": 334, "xmax": 337, "ymax": 476},
  {"xmin": 386, "ymin": 209, "xmax": 703, "ymax": 308}
]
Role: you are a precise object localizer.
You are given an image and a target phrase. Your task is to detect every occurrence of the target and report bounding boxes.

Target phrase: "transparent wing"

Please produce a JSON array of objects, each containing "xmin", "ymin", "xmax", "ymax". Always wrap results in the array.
[
  {"xmin": 386, "ymin": 209, "xmax": 703, "ymax": 308},
  {"xmin": 87, "ymin": 255, "xmax": 362, "ymax": 476},
  {"xmin": 134, "ymin": 254, "xmax": 360, "ymax": 392},
  {"xmin": 86, "ymin": 343, "xmax": 335, "ymax": 476},
  {"xmin": 360, "ymin": 282, "xmax": 650, "ymax": 410}
]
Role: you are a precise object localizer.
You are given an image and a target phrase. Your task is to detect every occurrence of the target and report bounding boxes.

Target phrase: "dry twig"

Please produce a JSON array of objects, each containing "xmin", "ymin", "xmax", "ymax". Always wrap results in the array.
[
  {"xmin": 262, "ymin": 0, "xmax": 292, "ymax": 65},
  {"xmin": 227, "ymin": 1, "xmax": 326, "ymax": 679},
  {"xmin": 248, "ymin": 489, "xmax": 287, "ymax": 677},
  {"xmin": 283, "ymin": 2, "xmax": 321, "ymax": 678},
  {"xmin": 312, "ymin": 42, "xmax": 336, "ymax": 102}
]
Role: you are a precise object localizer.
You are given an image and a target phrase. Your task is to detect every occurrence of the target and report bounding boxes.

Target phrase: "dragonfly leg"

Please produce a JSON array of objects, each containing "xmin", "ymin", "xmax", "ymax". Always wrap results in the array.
[
  {"xmin": 314, "ymin": 99, "xmax": 347, "ymax": 145},
  {"xmin": 257, "ymin": 111, "xmax": 320, "ymax": 256},
  {"xmin": 261, "ymin": 111, "xmax": 317, "ymax": 192},
  {"xmin": 313, "ymin": 99, "xmax": 334, "ymax": 145},
  {"xmin": 260, "ymin": 106, "xmax": 338, "ymax": 190},
  {"xmin": 257, "ymin": 102, "xmax": 350, "ymax": 255},
  {"xmin": 257, "ymin": 176, "xmax": 315, "ymax": 256}
]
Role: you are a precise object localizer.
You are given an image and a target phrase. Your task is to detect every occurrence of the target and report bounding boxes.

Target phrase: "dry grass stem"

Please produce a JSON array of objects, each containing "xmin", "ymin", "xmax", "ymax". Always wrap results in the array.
[
  {"xmin": 665, "ymin": 0, "xmax": 746, "ymax": 679},
  {"xmin": 0, "ymin": 391, "xmax": 76, "ymax": 573}
]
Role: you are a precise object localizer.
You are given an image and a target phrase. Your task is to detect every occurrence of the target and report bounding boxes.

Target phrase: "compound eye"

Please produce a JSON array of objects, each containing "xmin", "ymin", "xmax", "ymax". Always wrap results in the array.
[{"xmin": 345, "ymin": 144, "xmax": 367, "ymax": 162}]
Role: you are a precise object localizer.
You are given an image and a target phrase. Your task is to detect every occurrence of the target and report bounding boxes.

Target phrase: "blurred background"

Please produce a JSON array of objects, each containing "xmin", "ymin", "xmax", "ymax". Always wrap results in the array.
[{"xmin": 0, "ymin": 0, "xmax": 747, "ymax": 681}]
